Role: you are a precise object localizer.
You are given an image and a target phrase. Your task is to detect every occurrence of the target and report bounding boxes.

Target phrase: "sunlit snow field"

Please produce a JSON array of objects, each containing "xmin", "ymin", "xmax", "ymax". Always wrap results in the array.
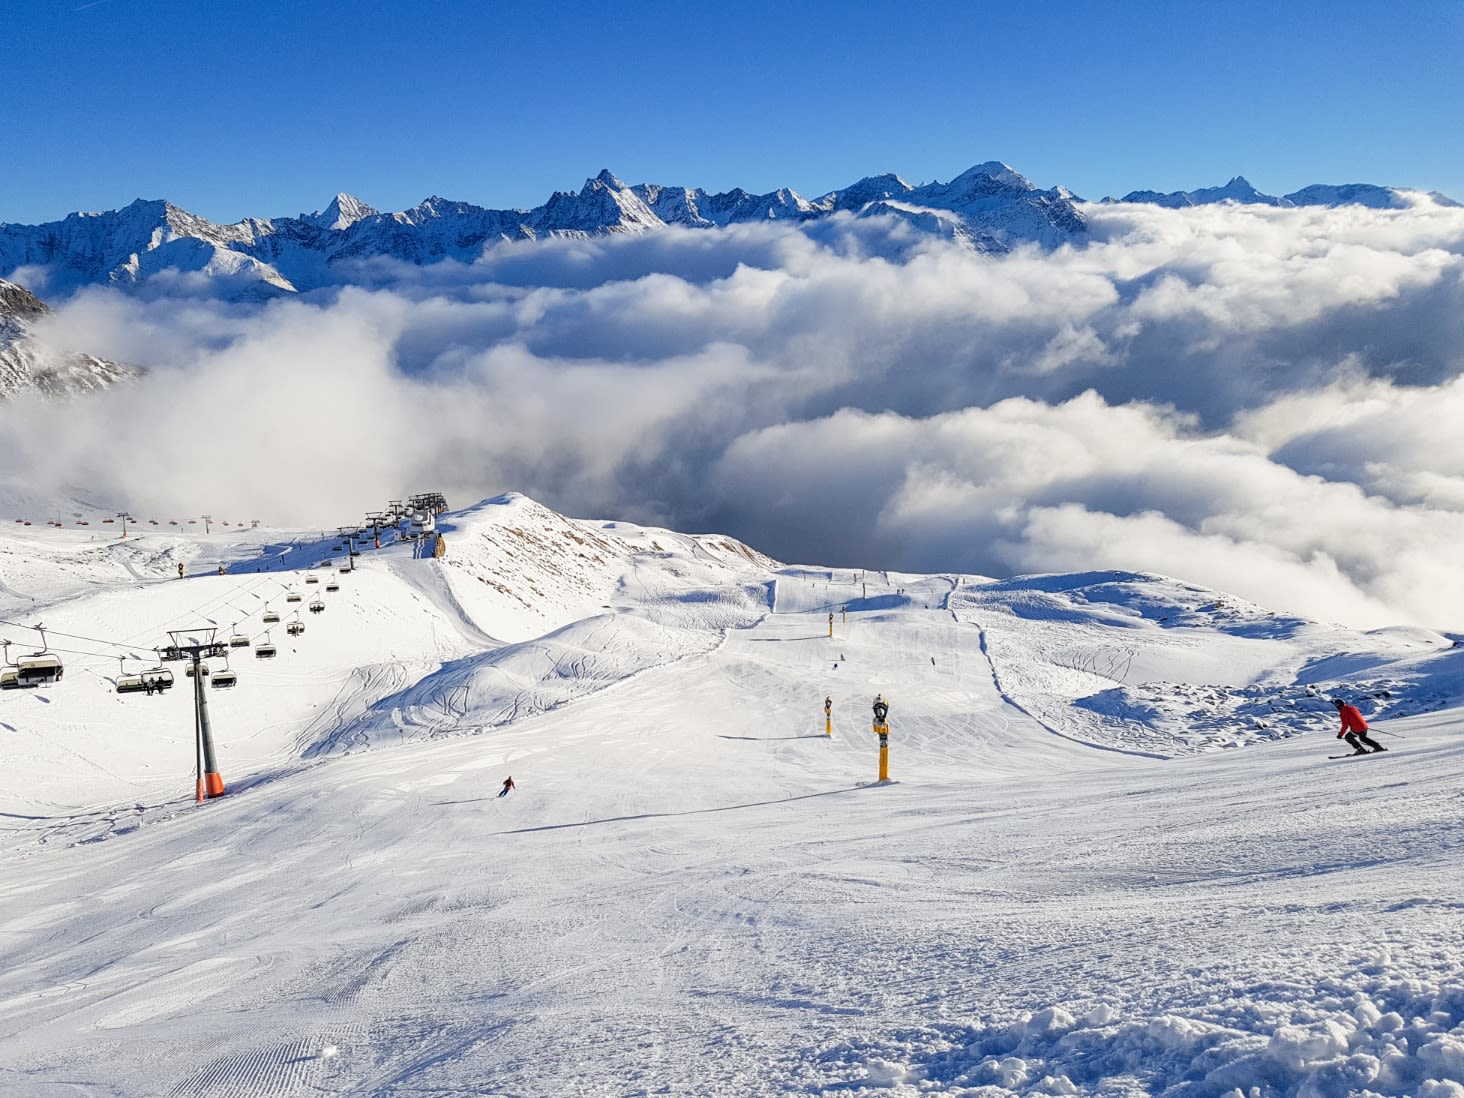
[{"xmin": 1, "ymin": 495, "xmax": 1461, "ymax": 1097}]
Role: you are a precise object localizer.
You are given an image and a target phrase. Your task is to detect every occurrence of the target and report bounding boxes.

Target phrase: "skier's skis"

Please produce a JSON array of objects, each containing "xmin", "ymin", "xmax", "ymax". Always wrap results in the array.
[{"xmin": 1327, "ymin": 752, "xmax": 1389, "ymax": 760}]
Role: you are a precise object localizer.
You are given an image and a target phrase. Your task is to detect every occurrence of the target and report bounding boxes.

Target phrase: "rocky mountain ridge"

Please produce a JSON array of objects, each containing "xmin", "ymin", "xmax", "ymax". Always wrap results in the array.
[{"xmin": 0, "ymin": 279, "xmax": 135, "ymax": 400}]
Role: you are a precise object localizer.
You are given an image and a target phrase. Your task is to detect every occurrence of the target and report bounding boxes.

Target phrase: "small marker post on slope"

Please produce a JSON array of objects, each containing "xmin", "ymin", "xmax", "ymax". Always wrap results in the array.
[
  {"xmin": 872, "ymin": 695, "xmax": 890, "ymax": 781},
  {"xmin": 824, "ymin": 695, "xmax": 833, "ymax": 737},
  {"xmin": 828, "ymin": 611, "xmax": 834, "ymax": 638}
]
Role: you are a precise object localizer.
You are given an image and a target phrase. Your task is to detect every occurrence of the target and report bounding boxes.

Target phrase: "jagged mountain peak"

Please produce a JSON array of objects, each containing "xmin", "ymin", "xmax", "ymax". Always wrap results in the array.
[
  {"xmin": 586, "ymin": 169, "xmax": 628, "ymax": 192},
  {"xmin": 309, "ymin": 193, "xmax": 377, "ymax": 230}
]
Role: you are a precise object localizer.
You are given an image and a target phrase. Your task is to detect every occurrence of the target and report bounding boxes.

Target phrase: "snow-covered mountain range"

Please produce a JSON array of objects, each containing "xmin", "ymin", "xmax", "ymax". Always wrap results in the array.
[
  {"xmin": 1, "ymin": 163, "xmax": 1456, "ymax": 301},
  {"xmin": 1108, "ymin": 174, "xmax": 1461, "ymax": 210},
  {"xmin": 0, "ymin": 278, "xmax": 135, "ymax": 399},
  {"xmin": 0, "ymin": 163, "xmax": 1082, "ymax": 299}
]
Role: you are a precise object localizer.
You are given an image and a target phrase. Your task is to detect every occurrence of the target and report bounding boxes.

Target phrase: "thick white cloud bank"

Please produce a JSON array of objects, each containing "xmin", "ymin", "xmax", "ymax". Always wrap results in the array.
[{"xmin": 8, "ymin": 199, "xmax": 1464, "ymax": 630}]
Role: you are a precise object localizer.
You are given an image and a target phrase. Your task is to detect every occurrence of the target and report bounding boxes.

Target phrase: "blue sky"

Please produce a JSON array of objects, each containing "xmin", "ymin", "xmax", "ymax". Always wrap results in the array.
[{"xmin": 6, "ymin": 0, "xmax": 1463, "ymax": 224}]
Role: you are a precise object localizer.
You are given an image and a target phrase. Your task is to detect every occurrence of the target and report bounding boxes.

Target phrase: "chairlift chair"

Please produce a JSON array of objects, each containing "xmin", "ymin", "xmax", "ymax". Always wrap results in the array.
[
  {"xmin": 16, "ymin": 652, "xmax": 63, "ymax": 686},
  {"xmin": 305, "ymin": 574, "xmax": 319, "ymax": 584},
  {"xmin": 116, "ymin": 673, "xmax": 147, "ymax": 694},
  {"xmin": 230, "ymin": 633, "xmax": 251, "ymax": 648},
  {"xmin": 309, "ymin": 598, "xmax": 325, "ymax": 614},
  {"xmin": 263, "ymin": 609, "xmax": 281, "ymax": 624},
  {"xmin": 287, "ymin": 620, "xmax": 305, "ymax": 637},
  {"xmin": 325, "ymin": 581, "xmax": 340, "ymax": 592},
  {"xmin": 211, "ymin": 661, "xmax": 237, "ymax": 689},
  {"xmin": 255, "ymin": 634, "xmax": 277, "ymax": 659},
  {"xmin": 286, "ymin": 592, "xmax": 302, "ymax": 603},
  {"xmin": 0, "ymin": 666, "xmax": 19, "ymax": 690},
  {"xmin": 185, "ymin": 661, "xmax": 210, "ymax": 678},
  {"xmin": 141, "ymin": 667, "xmax": 174, "ymax": 692}
]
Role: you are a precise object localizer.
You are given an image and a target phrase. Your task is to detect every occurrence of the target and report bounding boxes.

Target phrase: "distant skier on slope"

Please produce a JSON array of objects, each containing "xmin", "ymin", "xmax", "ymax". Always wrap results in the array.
[
  {"xmin": 1333, "ymin": 698, "xmax": 1386, "ymax": 755},
  {"xmin": 498, "ymin": 776, "xmax": 516, "ymax": 797}
]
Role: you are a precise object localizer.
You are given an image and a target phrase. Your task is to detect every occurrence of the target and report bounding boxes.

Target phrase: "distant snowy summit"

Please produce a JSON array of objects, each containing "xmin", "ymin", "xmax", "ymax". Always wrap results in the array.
[
  {"xmin": 0, "ymin": 279, "xmax": 134, "ymax": 400},
  {"xmin": 0, "ymin": 163, "xmax": 1082, "ymax": 298},
  {"xmin": 1107, "ymin": 175, "xmax": 1461, "ymax": 210}
]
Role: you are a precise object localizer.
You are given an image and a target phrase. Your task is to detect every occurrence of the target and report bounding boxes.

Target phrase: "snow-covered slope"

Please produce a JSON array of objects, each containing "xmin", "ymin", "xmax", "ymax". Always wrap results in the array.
[
  {"xmin": 2, "ymin": 494, "xmax": 1462, "ymax": 1097},
  {"xmin": 0, "ymin": 278, "xmax": 136, "ymax": 399}
]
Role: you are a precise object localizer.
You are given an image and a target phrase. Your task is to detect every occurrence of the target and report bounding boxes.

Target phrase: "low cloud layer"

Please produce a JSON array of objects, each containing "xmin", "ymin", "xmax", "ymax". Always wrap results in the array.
[{"xmin": 7, "ymin": 200, "xmax": 1464, "ymax": 629}]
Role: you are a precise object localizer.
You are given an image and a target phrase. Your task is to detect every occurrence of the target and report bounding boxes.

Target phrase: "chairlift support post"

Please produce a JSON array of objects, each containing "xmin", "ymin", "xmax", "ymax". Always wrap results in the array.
[{"xmin": 161, "ymin": 628, "xmax": 228, "ymax": 801}]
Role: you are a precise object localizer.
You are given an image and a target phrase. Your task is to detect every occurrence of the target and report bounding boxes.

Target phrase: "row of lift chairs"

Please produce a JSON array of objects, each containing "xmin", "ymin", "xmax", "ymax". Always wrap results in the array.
[{"xmin": 1, "ymin": 571, "xmax": 344, "ymax": 695}]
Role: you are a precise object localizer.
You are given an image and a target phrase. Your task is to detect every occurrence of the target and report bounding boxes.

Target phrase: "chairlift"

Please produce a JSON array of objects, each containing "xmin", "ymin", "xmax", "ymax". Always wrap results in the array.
[
  {"xmin": 263, "ymin": 607, "xmax": 280, "ymax": 624},
  {"xmin": 305, "ymin": 574, "xmax": 319, "ymax": 584},
  {"xmin": 0, "ymin": 666, "xmax": 19, "ymax": 690},
  {"xmin": 185, "ymin": 661, "xmax": 210, "ymax": 678},
  {"xmin": 230, "ymin": 632, "xmax": 251, "ymax": 648},
  {"xmin": 114, "ymin": 656, "xmax": 146, "ymax": 695},
  {"xmin": 309, "ymin": 598, "xmax": 325, "ymax": 614},
  {"xmin": 325, "ymin": 581, "xmax": 340, "ymax": 593},
  {"xmin": 211, "ymin": 657, "xmax": 237, "ymax": 689},
  {"xmin": 286, "ymin": 617, "xmax": 305, "ymax": 636},
  {"xmin": 140, "ymin": 666, "xmax": 174, "ymax": 693},
  {"xmin": 339, "ymin": 566, "xmax": 352, "ymax": 574},
  {"xmin": 285, "ymin": 592, "xmax": 302, "ymax": 603},
  {"xmin": 255, "ymin": 633, "xmax": 277, "ymax": 659},
  {"xmin": 15, "ymin": 628, "xmax": 63, "ymax": 686},
  {"xmin": 116, "ymin": 673, "xmax": 147, "ymax": 694}
]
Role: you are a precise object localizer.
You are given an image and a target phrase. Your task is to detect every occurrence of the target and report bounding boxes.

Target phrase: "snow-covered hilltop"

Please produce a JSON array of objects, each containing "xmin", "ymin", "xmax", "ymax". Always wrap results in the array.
[{"xmin": 0, "ymin": 278, "xmax": 135, "ymax": 399}]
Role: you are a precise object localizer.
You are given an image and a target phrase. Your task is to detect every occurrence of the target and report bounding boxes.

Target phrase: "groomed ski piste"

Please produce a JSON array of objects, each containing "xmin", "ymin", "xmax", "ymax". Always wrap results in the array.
[{"xmin": 1, "ymin": 493, "xmax": 1461, "ymax": 1098}]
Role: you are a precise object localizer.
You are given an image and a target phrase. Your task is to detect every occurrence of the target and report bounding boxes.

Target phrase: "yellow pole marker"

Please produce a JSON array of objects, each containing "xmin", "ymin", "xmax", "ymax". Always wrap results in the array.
[
  {"xmin": 828, "ymin": 611, "xmax": 834, "ymax": 637},
  {"xmin": 841, "ymin": 606, "xmax": 847, "ymax": 623},
  {"xmin": 824, "ymin": 695, "xmax": 832, "ymax": 737},
  {"xmin": 872, "ymin": 695, "xmax": 890, "ymax": 781}
]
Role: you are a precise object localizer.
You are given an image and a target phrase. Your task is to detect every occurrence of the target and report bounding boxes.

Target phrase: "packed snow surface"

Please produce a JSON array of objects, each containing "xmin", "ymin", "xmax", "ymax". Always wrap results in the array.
[{"xmin": 1, "ymin": 494, "xmax": 1461, "ymax": 1097}]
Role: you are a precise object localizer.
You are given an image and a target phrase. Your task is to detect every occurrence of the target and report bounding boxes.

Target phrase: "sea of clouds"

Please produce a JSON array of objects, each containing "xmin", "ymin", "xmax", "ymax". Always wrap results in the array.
[{"xmin": 5, "ymin": 198, "xmax": 1464, "ymax": 630}]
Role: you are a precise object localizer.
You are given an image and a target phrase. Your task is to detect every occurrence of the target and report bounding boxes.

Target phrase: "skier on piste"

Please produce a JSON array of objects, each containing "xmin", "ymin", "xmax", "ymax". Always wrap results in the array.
[
  {"xmin": 498, "ymin": 776, "xmax": 516, "ymax": 797},
  {"xmin": 1333, "ymin": 698, "xmax": 1385, "ymax": 755}
]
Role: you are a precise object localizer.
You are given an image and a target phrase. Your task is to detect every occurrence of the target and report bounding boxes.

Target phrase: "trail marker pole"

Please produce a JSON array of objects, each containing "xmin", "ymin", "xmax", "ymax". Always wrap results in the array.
[
  {"xmin": 828, "ymin": 611, "xmax": 834, "ymax": 638},
  {"xmin": 872, "ymin": 695, "xmax": 890, "ymax": 781},
  {"xmin": 824, "ymin": 695, "xmax": 832, "ymax": 737}
]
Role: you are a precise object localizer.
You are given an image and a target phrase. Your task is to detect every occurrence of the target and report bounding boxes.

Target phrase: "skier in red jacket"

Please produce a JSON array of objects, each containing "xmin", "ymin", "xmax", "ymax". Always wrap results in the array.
[{"xmin": 1333, "ymin": 699, "xmax": 1386, "ymax": 755}]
